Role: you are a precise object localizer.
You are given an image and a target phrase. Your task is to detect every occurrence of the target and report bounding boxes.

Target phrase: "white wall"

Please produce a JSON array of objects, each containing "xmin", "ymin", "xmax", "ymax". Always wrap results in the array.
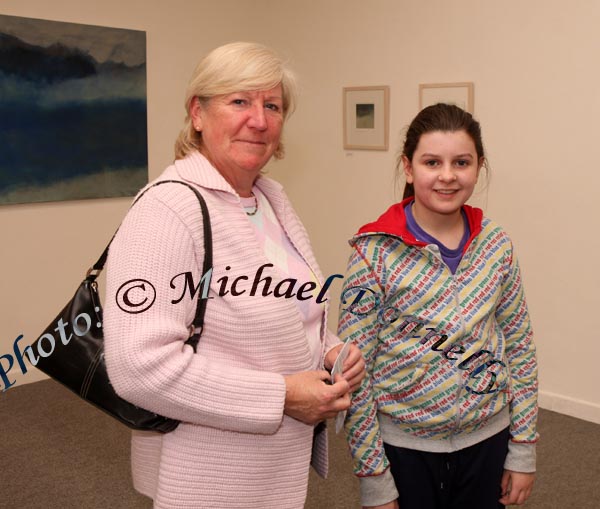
[
  {"xmin": 1, "ymin": 0, "xmax": 599, "ymax": 424},
  {"xmin": 263, "ymin": 0, "xmax": 600, "ymax": 423}
]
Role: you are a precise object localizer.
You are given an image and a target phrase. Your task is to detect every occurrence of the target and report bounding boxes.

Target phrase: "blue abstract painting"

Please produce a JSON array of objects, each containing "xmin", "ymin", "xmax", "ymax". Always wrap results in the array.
[{"xmin": 0, "ymin": 15, "xmax": 147, "ymax": 205}]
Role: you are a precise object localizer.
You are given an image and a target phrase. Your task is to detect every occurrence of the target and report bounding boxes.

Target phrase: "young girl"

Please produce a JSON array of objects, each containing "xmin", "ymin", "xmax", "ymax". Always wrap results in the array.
[{"xmin": 338, "ymin": 104, "xmax": 538, "ymax": 509}]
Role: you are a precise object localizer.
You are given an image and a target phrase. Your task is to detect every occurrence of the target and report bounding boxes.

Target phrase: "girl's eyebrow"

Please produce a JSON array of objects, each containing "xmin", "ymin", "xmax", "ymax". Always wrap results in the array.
[{"xmin": 419, "ymin": 153, "xmax": 474, "ymax": 158}]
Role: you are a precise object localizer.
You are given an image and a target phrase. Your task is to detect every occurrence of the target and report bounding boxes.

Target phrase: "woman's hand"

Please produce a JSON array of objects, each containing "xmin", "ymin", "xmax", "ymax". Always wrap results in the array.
[
  {"xmin": 363, "ymin": 501, "xmax": 399, "ymax": 509},
  {"xmin": 499, "ymin": 470, "xmax": 535, "ymax": 506},
  {"xmin": 325, "ymin": 343, "xmax": 366, "ymax": 393},
  {"xmin": 283, "ymin": 370, "xmax": 351, "ymax": 425}
]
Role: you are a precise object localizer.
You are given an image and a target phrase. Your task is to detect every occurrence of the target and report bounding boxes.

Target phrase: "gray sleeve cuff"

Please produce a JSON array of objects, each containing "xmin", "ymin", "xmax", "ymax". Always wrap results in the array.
[
  {"xmin": 504, "ymin": 441, "xmax": 536, "ymax": 472},
  {"xmin": 359, "ymin": 469, "xmax": 399, "ymax": 507}
]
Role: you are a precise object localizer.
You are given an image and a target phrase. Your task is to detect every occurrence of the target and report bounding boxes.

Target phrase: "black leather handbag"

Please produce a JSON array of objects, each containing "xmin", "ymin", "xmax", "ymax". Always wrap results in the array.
[{"xmin": 30, "ymin": 180, "xmax": 212, "ymax": 433}]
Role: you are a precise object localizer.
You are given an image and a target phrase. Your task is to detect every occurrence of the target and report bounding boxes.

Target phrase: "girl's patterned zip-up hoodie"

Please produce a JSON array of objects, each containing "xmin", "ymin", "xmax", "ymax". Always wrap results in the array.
[{"xmin": 338, "ymin": 198, "xmax": 538, "ymax": 506}]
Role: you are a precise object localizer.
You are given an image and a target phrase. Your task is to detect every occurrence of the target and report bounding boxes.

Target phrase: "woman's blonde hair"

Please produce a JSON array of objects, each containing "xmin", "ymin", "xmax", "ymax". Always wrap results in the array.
[{"xmin": 174, "ymin": 42, "xmax": 297, "ymax": 160}]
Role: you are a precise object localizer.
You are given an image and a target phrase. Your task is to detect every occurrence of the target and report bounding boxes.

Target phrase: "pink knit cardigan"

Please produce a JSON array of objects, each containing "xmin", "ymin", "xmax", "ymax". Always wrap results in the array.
[{"xmin": 104, "ymin": 152, "xmax": 340, "ymax": 508}]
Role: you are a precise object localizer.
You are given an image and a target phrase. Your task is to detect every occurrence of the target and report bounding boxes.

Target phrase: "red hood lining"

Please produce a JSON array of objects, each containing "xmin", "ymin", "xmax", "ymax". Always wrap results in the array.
[{"xmin": 354, "ymin": 197, "xmax": 483, "ymax": 255}]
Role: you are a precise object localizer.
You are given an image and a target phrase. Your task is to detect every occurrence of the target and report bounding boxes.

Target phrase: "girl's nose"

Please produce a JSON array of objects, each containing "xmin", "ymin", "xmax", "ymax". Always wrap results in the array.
[{"xmin": 438, "ymin": 165, "xmax": 457, "ymax": 182}]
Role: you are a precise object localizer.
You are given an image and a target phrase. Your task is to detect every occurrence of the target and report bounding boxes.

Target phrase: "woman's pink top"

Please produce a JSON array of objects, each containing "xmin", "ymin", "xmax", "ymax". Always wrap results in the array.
[{"xmin": 104, "ymin": 152, "xmax": 340, "ymax": 508}]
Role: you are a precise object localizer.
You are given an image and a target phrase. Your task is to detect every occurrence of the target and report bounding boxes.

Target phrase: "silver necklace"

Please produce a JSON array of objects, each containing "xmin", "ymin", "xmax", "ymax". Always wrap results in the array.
[{"xmin": 245, "ymin": 191, "xmax": 258, "ymax": 216}]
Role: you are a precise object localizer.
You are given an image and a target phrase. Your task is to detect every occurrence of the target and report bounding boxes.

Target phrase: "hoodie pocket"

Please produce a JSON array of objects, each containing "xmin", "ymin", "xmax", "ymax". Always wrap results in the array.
[{"xmin": 378, "ymin": 362, "xmax": 431, "ymax": 395}]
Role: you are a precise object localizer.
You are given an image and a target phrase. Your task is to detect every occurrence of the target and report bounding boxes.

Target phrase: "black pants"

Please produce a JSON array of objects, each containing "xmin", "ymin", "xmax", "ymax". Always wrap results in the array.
[{"xmin": 383, "ymin": 427, "xmax": 509, "ymax": 509}]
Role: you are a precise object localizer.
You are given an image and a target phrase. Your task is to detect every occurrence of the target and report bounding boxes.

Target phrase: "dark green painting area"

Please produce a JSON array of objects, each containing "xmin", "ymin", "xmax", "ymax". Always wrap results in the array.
[{"xmin": 0, "ymin": 15, "xmax": 148, "ymax": 205}]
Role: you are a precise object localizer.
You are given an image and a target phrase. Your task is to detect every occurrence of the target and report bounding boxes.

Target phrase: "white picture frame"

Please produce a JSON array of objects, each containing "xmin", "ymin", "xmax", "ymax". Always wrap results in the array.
[
  {"xmin": 419, "ymin": 82, "xmax": 474, "ymax": 113},
  {"xmin": 343, "ymin": 86, "xmax": 389, "ymax": 150}
]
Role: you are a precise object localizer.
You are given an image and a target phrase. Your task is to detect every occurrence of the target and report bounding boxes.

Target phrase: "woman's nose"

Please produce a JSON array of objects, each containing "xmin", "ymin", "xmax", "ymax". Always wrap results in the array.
[{"xmin": 247, "ymin": 104, "xmax": 268, "ymax": 130}]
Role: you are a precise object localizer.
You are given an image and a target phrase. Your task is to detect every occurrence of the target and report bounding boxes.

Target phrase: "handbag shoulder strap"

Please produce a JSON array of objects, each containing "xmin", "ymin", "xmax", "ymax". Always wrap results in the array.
[{"xmin": 87, "ymin": 180, "xmax": 212, "ymax": 352}]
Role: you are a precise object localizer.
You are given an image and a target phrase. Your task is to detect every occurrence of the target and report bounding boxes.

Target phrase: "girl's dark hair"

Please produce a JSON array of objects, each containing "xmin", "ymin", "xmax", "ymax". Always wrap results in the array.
[{"xmin": 400, "ymin": 103, "xmax": 485, "ymax": 199}]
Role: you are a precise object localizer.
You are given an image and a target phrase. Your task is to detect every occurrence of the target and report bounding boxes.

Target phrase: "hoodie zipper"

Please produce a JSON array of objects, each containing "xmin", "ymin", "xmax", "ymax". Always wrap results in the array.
[
  {"xmin": 425, "ymin": 244, "xmax": 467, "ymax": 435},
  {"xmin": 451, "ymin": 273, "xmax": 467, "ymax": 433}
]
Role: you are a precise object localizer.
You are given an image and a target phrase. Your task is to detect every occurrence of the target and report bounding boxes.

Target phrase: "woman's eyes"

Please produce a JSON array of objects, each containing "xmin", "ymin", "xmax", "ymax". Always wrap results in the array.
[
  {"xmin": 265, "ymin": 103, "xmax": 281, "ymax": 113},
  {"xmin": 229, "ymin": 98, "xmax": 281, "ymax": 112}
]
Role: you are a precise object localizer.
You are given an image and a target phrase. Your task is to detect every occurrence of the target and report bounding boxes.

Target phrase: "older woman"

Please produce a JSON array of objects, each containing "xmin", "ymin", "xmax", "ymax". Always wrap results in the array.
[{"xmin": 104, "ymin": 42, "xmax": 364, "ymax": 508}]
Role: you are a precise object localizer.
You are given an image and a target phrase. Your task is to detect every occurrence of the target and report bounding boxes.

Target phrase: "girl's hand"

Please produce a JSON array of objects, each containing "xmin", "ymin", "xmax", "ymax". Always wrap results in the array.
[
  {"xmin": 499, "ymin": 469, "xmax": 535, "ymax": 505},
  {"xmin": 324, "ymin": 343, "xmax": 366, "ymax": 393},
  {"xmin": 363, "ymin": 501, "xmax": 399, "ymax": 509}
]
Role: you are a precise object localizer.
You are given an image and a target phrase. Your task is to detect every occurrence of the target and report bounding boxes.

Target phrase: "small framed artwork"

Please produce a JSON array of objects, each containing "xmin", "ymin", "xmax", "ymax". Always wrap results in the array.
[
  {"xmin": 419, "ymin": 82, "xmax": 474, "ymax": 113},
  {"xmin": 343, "ymin": 86, "xmax": 389, "ymax": 150}
]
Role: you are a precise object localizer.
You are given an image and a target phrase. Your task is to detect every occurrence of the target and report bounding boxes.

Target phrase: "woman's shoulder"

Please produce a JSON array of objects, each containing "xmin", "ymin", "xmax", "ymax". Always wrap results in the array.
[
  {"xmin": 117, "ymin": 166, "xmax": 210, "ymax": 249},
  {"xmin": 137, "ymin": 173, "xmax": 203, "ymax": 214}
]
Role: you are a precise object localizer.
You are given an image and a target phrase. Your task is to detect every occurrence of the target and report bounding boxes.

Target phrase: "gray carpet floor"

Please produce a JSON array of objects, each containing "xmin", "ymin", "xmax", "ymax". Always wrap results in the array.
[{"xmin": 1, "ymin": 379, "xmax": 598, "ymax": 508}]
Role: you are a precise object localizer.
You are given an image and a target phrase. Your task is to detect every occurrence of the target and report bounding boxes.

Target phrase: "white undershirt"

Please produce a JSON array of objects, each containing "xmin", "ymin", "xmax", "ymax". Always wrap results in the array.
[{"xmin": 241, "ymin": 188, "xmax": 324, "ymax": 369}]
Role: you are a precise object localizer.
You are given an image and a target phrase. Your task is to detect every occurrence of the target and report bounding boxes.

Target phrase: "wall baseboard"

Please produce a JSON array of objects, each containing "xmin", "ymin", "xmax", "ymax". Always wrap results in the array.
[{"xmin": 539, "ymin": 390, "xmax": 600, "ymax": 425}]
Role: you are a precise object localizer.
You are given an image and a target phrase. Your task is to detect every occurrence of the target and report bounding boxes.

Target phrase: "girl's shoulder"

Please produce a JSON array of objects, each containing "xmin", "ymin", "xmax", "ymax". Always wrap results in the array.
[
  {"xmin": 479, "ymin": 216, "xmax": 515, "ymax": 246},
  {"xmin": 470, "ymin": 216, "xmax": 519, "ymax": 268},
  {"xmin": 348, "ymin": 199, "xmax": 426, "ymax": 253},
  {"xmin": 350, "ymin": 231, "xmax": 414, "ymax": 259}
]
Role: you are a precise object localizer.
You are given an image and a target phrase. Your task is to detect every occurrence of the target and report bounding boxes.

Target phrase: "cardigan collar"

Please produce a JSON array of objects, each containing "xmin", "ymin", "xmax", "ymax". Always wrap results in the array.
[
  {"xmin": 173, "ymin": 151, "xmax": 283, "ymax": 196},
  {"xmin": 172, "ymin": 151, "xmax": 289, "ymax": 219}
]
